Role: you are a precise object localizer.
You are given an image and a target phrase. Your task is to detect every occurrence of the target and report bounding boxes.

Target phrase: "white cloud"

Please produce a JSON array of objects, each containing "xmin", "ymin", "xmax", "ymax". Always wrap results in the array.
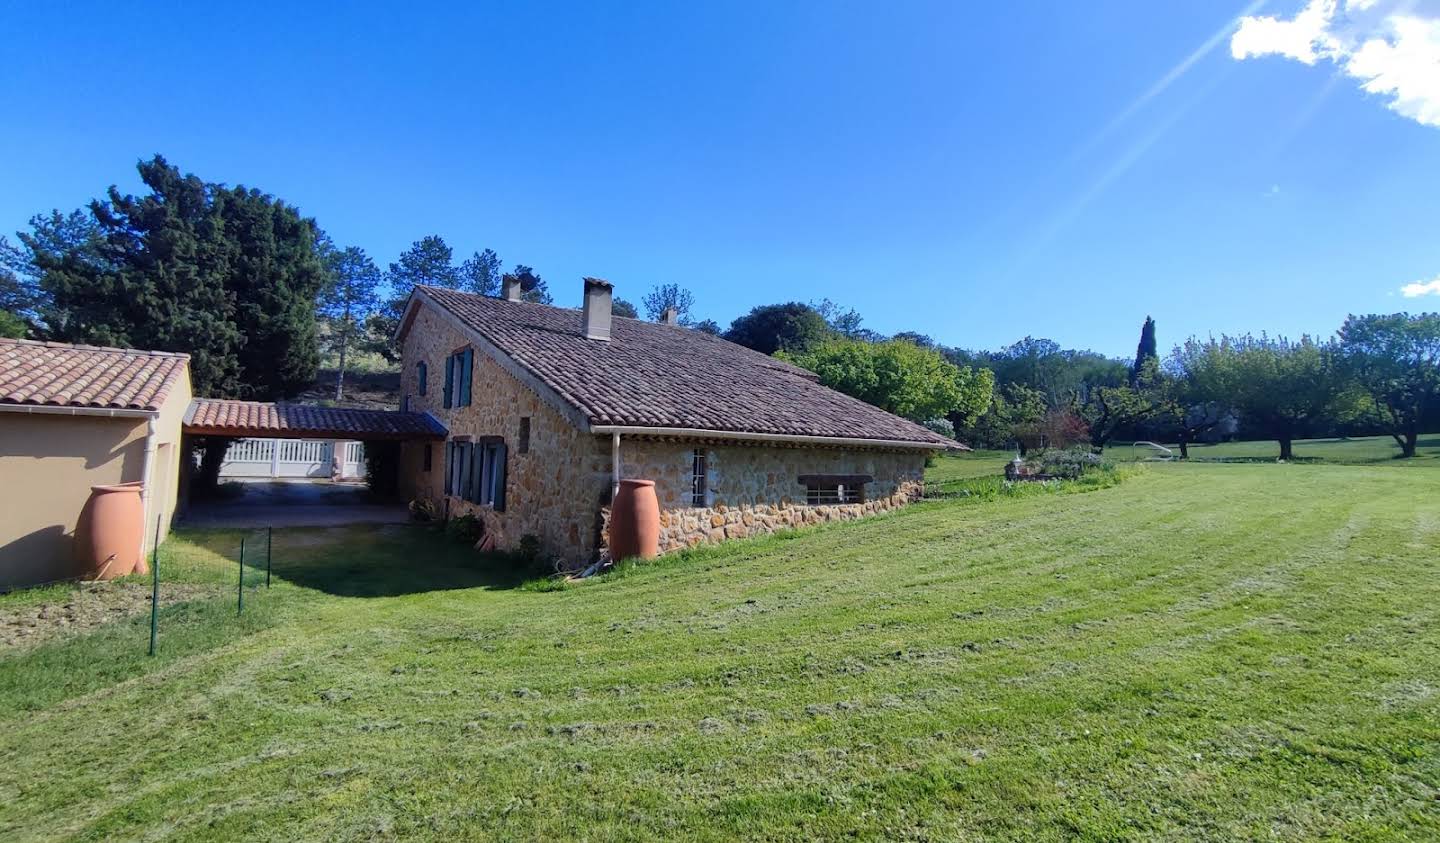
[
  {"xmin": 1231, "ymin": 0, "xmax": 1440, "ymax": 127},
  {"xmin": 1400, "ymin": 275, "xmax": 1440, "ymax": 296}
]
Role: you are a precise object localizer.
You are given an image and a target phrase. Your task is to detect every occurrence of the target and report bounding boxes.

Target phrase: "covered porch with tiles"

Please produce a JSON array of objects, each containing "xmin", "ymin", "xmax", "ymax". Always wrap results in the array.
[{"xmin": 178, "ymin": 399, "xmax": 447, "ymax": 527}]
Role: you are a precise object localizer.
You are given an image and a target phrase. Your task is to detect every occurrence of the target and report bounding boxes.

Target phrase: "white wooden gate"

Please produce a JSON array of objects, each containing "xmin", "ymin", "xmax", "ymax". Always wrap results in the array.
[
  {"xmin": 340, "ymin": 441, "xmax": 366, "ymax": 479},
  {"xmin": 219, "ymin": 438, "xmax": 364, "ymax": 480}
]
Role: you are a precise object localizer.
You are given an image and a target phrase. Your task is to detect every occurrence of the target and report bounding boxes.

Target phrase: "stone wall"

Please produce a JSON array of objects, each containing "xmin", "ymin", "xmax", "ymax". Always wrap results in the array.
[
  {"xmin": 605, "ymin": 440, "xmax": 927, "ymax": 556},
  {"xmin": 399, "ymin": 304, "xmax": 611, "ymax": 562}
]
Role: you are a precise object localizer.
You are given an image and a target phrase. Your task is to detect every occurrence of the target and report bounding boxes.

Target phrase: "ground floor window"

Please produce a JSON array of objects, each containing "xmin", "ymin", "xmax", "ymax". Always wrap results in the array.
[
  {"xmin": 691, "ymin": 449, "xmax": 707, "ymax": 506},
  {"xmin": 444, "ymin": 437, "xmax": 507, "ymax": 510},
  {"xmin": 799, "ymin": 474, "xmax": 871, "ymax": 505},
  {"xmin": 422, "ymin": 443, "xmax": 432, "ymax": 472}
]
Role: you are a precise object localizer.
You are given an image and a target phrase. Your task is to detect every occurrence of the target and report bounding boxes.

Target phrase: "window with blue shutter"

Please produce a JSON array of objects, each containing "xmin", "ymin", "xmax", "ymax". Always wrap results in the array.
[
  {"xmin": 459, "ymin": 442, "xmax": 475, "ymax": 500},
  {"xmin": 489, "ymin": 442, "xmax": 507, "ymax": 511},
  {"xmin": 442, "ymin": 355, "xmax": 454, "ymax": 409},
  {"xmin": 460, "ymin": 348, "xmax": 474, "ymax": 407},
  {"xmin": 417, "ymin": 361, "xmax": 427, "ymax": 396},
  {"xmin": 460, "ymin": 438, "xmax": 508, "ymax": 509}
]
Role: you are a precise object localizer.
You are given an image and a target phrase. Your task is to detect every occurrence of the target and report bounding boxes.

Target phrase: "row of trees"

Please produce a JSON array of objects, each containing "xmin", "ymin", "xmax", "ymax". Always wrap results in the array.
[
  {"xmin": 716, "ymin": 297, "xmax": 1439, "ymax": 461},
  {"xmin": 0, "ymin": 156, "xmax": 720, "ymax": 406},
  {"xmin": 5, "ymin": 157, "xmax": 1434, "ymax": 466}
]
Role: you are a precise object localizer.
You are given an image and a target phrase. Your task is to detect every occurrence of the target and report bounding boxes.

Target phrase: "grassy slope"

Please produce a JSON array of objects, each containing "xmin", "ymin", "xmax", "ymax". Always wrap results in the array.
[{"xmin": 2, "ymin": 462, "xmax": 1438, "ymax": 840}]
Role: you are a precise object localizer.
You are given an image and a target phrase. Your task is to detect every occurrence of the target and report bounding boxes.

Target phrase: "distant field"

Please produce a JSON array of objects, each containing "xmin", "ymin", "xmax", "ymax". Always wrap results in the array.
[
  {"xmin": 932, "ymin": 435, "xmax": 1440, "ymax": 481},
  {"xmin": 1113, "ymin": 434, "xmax": 1440, "ymax": 465}
]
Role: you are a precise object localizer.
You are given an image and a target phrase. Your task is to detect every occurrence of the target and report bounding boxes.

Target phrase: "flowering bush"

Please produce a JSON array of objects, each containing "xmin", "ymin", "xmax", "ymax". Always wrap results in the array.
[
  {"xmin": 1029, "ymin": 446, "xmax": 1110, "ymax": 479},
  {"xmin": 923, "ymin": 417, "xmax": 956, "ymax": 439}
]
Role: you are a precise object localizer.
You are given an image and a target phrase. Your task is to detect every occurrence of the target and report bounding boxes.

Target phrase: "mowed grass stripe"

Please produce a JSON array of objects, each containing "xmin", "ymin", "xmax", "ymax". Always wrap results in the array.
[{"xmin": 0, "ymin": 462, "xmax": 1436, "ymax": 840}]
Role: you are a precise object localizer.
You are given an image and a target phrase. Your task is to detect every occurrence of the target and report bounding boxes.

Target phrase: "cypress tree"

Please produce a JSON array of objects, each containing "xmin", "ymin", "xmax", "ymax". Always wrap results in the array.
[{"xmin": 1133, "ymin": 316, "xmax": 1158, "ymax": 383}]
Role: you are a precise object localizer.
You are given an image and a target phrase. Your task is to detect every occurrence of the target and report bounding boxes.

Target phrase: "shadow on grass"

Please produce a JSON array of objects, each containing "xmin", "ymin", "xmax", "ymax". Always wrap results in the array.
[{"xmin": 175, "ymin": 524, "xmax": 533, "ymax": 598}]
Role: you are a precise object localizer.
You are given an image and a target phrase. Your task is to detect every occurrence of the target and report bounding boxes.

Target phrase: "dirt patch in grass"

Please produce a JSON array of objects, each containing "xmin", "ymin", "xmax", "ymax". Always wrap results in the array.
[{"xmin": 0, "ymin": 581, "xmax": 216, "ymax": 653}]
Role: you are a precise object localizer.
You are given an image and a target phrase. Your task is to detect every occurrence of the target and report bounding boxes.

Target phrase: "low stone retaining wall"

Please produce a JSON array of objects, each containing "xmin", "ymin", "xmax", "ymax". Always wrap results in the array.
[{"xmin": 601, "ymin": 480, "xmax": 924, "ymax": 558}]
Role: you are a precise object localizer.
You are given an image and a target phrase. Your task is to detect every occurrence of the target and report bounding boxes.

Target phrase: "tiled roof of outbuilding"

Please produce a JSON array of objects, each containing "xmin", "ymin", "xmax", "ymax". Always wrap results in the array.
[
  {"xmin": 185, "ymin": 399, "xmax": 447, "ymax": 440},
  {"xmin": 0, "ymin": 338, "xmax": 189, "ymax": 412},
  {"xmin": 410, "ymin": 286, "xmax": 959, "ymax": 448}
]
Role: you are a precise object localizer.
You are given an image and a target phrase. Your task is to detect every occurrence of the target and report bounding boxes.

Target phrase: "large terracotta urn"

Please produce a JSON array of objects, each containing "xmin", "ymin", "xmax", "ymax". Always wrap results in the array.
[
  {"xmin": 77, "ymin": 482, "xmax": 144, "ymax": 581},
  {"xmin": 609, "ymin": 479, "xmax": 660, "ymax": 561}
]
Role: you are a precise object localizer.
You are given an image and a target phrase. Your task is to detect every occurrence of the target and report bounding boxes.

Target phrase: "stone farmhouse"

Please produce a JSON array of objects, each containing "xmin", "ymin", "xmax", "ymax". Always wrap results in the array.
[{"xmin": 395, "ymin": 277, "xmax": 959, "ymax": 567}]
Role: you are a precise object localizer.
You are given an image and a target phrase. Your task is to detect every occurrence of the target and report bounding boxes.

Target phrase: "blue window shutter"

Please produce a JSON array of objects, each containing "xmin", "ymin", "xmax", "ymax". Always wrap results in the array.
[
  {"xmin": 442, "ymin": 355, "xmax": 454, "ymax": 409},
  {"xmin": 443, "ymin": 442, "xmax": 453, "ymax": 495},
  {"xmin": 461, "ymin": 349, "xmax": 474, "ymax": 406},
  {"xmin": 418, "ymin": 362, "xmax": 427, "ymax": 396},
  {"xmin": 470, "ymin": 443, "xmax": 486, "ymax": 504},
  {"xmin": 491, "ymin": 443, "xmax": 507, "ymax": 511},
  {"xmin": 459, "ymin": 442, "xmax": 473, "ymax": 500}
]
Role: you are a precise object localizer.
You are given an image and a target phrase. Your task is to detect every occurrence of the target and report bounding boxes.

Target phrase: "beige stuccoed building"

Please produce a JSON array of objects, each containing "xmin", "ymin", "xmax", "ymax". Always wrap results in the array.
[
  {"xmin": 395, "ymin": 278, "xmax": 962, "ymax": 569},
  {"xmin": 0, "ymin": 339, "xmax": 192, "ymax": 588}
]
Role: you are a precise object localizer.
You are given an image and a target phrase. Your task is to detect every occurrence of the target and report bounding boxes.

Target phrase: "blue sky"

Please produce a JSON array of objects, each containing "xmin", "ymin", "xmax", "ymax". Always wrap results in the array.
[{"xmin": 3, "ymin": 1, "xmax": 1438, "ymax": 357}]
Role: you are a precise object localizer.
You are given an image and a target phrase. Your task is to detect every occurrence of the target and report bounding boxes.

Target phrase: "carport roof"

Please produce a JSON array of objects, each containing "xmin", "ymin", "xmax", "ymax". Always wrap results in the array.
[{"xmin": 184, "ymin": 399, "xmax": 447, "ymax": 440}]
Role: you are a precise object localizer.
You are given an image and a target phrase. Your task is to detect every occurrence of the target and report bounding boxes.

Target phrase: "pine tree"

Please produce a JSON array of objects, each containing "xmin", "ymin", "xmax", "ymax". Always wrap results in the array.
[
  {"xmin": 317, "ymin": 239, "xmax": 381, "ymax": 401},
  {"xmin": 369, "ymin": 236, "xmax": 461, "ymax": 360},
  {"xmin": 459, "ymin": 248, "xmax": 502, "ymax": 297},
  {"xmin": 643, "ymin": 283, "xmax": 695, "ymax": 324}
]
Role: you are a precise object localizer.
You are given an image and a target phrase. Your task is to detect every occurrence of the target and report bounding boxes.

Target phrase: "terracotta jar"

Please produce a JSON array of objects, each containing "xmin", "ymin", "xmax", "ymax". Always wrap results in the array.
[
  {"xmin": 77, "ymin": 482, "xmax": 144, "ymax": 580},
  {"xmin": 609, "ymin": 479, "xmax": 660, "ymax": 561}
]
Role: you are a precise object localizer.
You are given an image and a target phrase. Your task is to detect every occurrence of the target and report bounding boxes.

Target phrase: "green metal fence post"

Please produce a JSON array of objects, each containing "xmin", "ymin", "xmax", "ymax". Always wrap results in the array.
[
  {"xmin": 238, "ymin": 536, "xmax": 245, "ymax": 615},
  {"xmin": 266, "ymin": 526, "xmax": 272, "ymax": 588},
  {"xmin": 148, "ymin": 515, "xmax": 161, "ymax": 656}
]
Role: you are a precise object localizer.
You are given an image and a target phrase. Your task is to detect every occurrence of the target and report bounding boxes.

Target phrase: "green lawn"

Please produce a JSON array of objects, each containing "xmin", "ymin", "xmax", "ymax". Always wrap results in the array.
[
  {"xmin": 2, "ymin": 461, "xmax": 1438, "ymax": 840},
  {"xmin": 1152, "ymin": 434, "xmax": 1440, "ymax": 464},
  {"xmin": 927, "ymin": 435, "xmax": 1440, "ymax": 483}
]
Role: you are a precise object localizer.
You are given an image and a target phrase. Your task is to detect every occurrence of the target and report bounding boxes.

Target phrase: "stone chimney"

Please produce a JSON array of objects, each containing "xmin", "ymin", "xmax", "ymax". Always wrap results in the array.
[
  {"xmin": 581, "ymin": 277, "xmax": 613, "ymax": 341},
  {"xmin": 660, "ymin": 307, "xmax": 679, "ymax": 326},
  {"xmin": 502, "ymin": 274, "xmax": 523, "ymax": 302}
]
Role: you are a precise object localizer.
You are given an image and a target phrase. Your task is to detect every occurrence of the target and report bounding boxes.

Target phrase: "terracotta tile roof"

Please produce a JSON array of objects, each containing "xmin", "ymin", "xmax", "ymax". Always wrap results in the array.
[
  {"xmin": 0, "ymin": 338, "xmax": 189, "ymax": 412},
  {"xmin": 185, "ymin": 399, "xmax": 447, "ymax": 440},
  {"xmin": 413, "ymin": 286, "xmax": 959, "ymax": 448}
]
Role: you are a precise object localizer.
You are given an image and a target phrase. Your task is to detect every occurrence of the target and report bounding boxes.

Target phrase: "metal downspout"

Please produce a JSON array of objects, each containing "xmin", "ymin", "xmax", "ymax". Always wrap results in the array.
[
  {"xmin": 611, "ymin": 431, "xmax": 621, "ymax": 500},
  {"xmin": 138, "ymin": 416, "xmax": 159, "ymax": 564}
]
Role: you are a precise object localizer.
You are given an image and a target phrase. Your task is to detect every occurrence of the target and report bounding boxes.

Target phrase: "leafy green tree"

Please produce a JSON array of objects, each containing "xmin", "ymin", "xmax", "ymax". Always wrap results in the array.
[
  {"xmin": 1079, "ymin": 360, "xmax": 1162, "ymax": 451},
  {"xmin": 317, "ymin": 239, "xmax": 382, "ymax": 401},
  {"xmin": 960, "ymin": 381, "xmax": 1045, "ymax": 451},
  {"xmin": 724, "ymin": 302, "xmax": 830, "ymax": 355},
  {"xmin": 1133, "ymin": 316, "xmax": 1157, "ymax": 383},
  {"xmin": 1338, "ymin": 312, "xmax": 1440, "ymax": 458},
  {"xmin": 1161, "ymin": 339, "xmax": 1236, "ymax": 458},
  {"xmin": 781, "ymin": 337, "xmax": 993, "ymax": 423},
  {"xmin": 956, "ymin": 336, "xmax": 1128, "ymax": 409},
  {"xmin": 810, "ymin": 298, "xmax": 876, "ymax": 340},
  {"xmin": 643, "ymin": 283, "xmax": 695, "ymax": 324},
  {"xmin": 1176, "ymin": 334, "xmax": 1361, "ymax": 460},
  {"xmin": 0, "ymin": 309, "xmax": 26, "ymax": 338},
  {"xmin": 612, "ymin": 298, "xmax": 639, "ymax": 318},
  {"xmin": 693, "ymin": 319, "xmax": 721, "ymax": 335},
  {"xmin": 892, "ymin": 331, "xmax": 936, "ymax": 348},
  {"xmin": 459, "ymin": 248, "xmax": 503, "ymax": 297},
  {"xmin": 506, "ymin": 265, "xmax": 552, "ymax": 305}
]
